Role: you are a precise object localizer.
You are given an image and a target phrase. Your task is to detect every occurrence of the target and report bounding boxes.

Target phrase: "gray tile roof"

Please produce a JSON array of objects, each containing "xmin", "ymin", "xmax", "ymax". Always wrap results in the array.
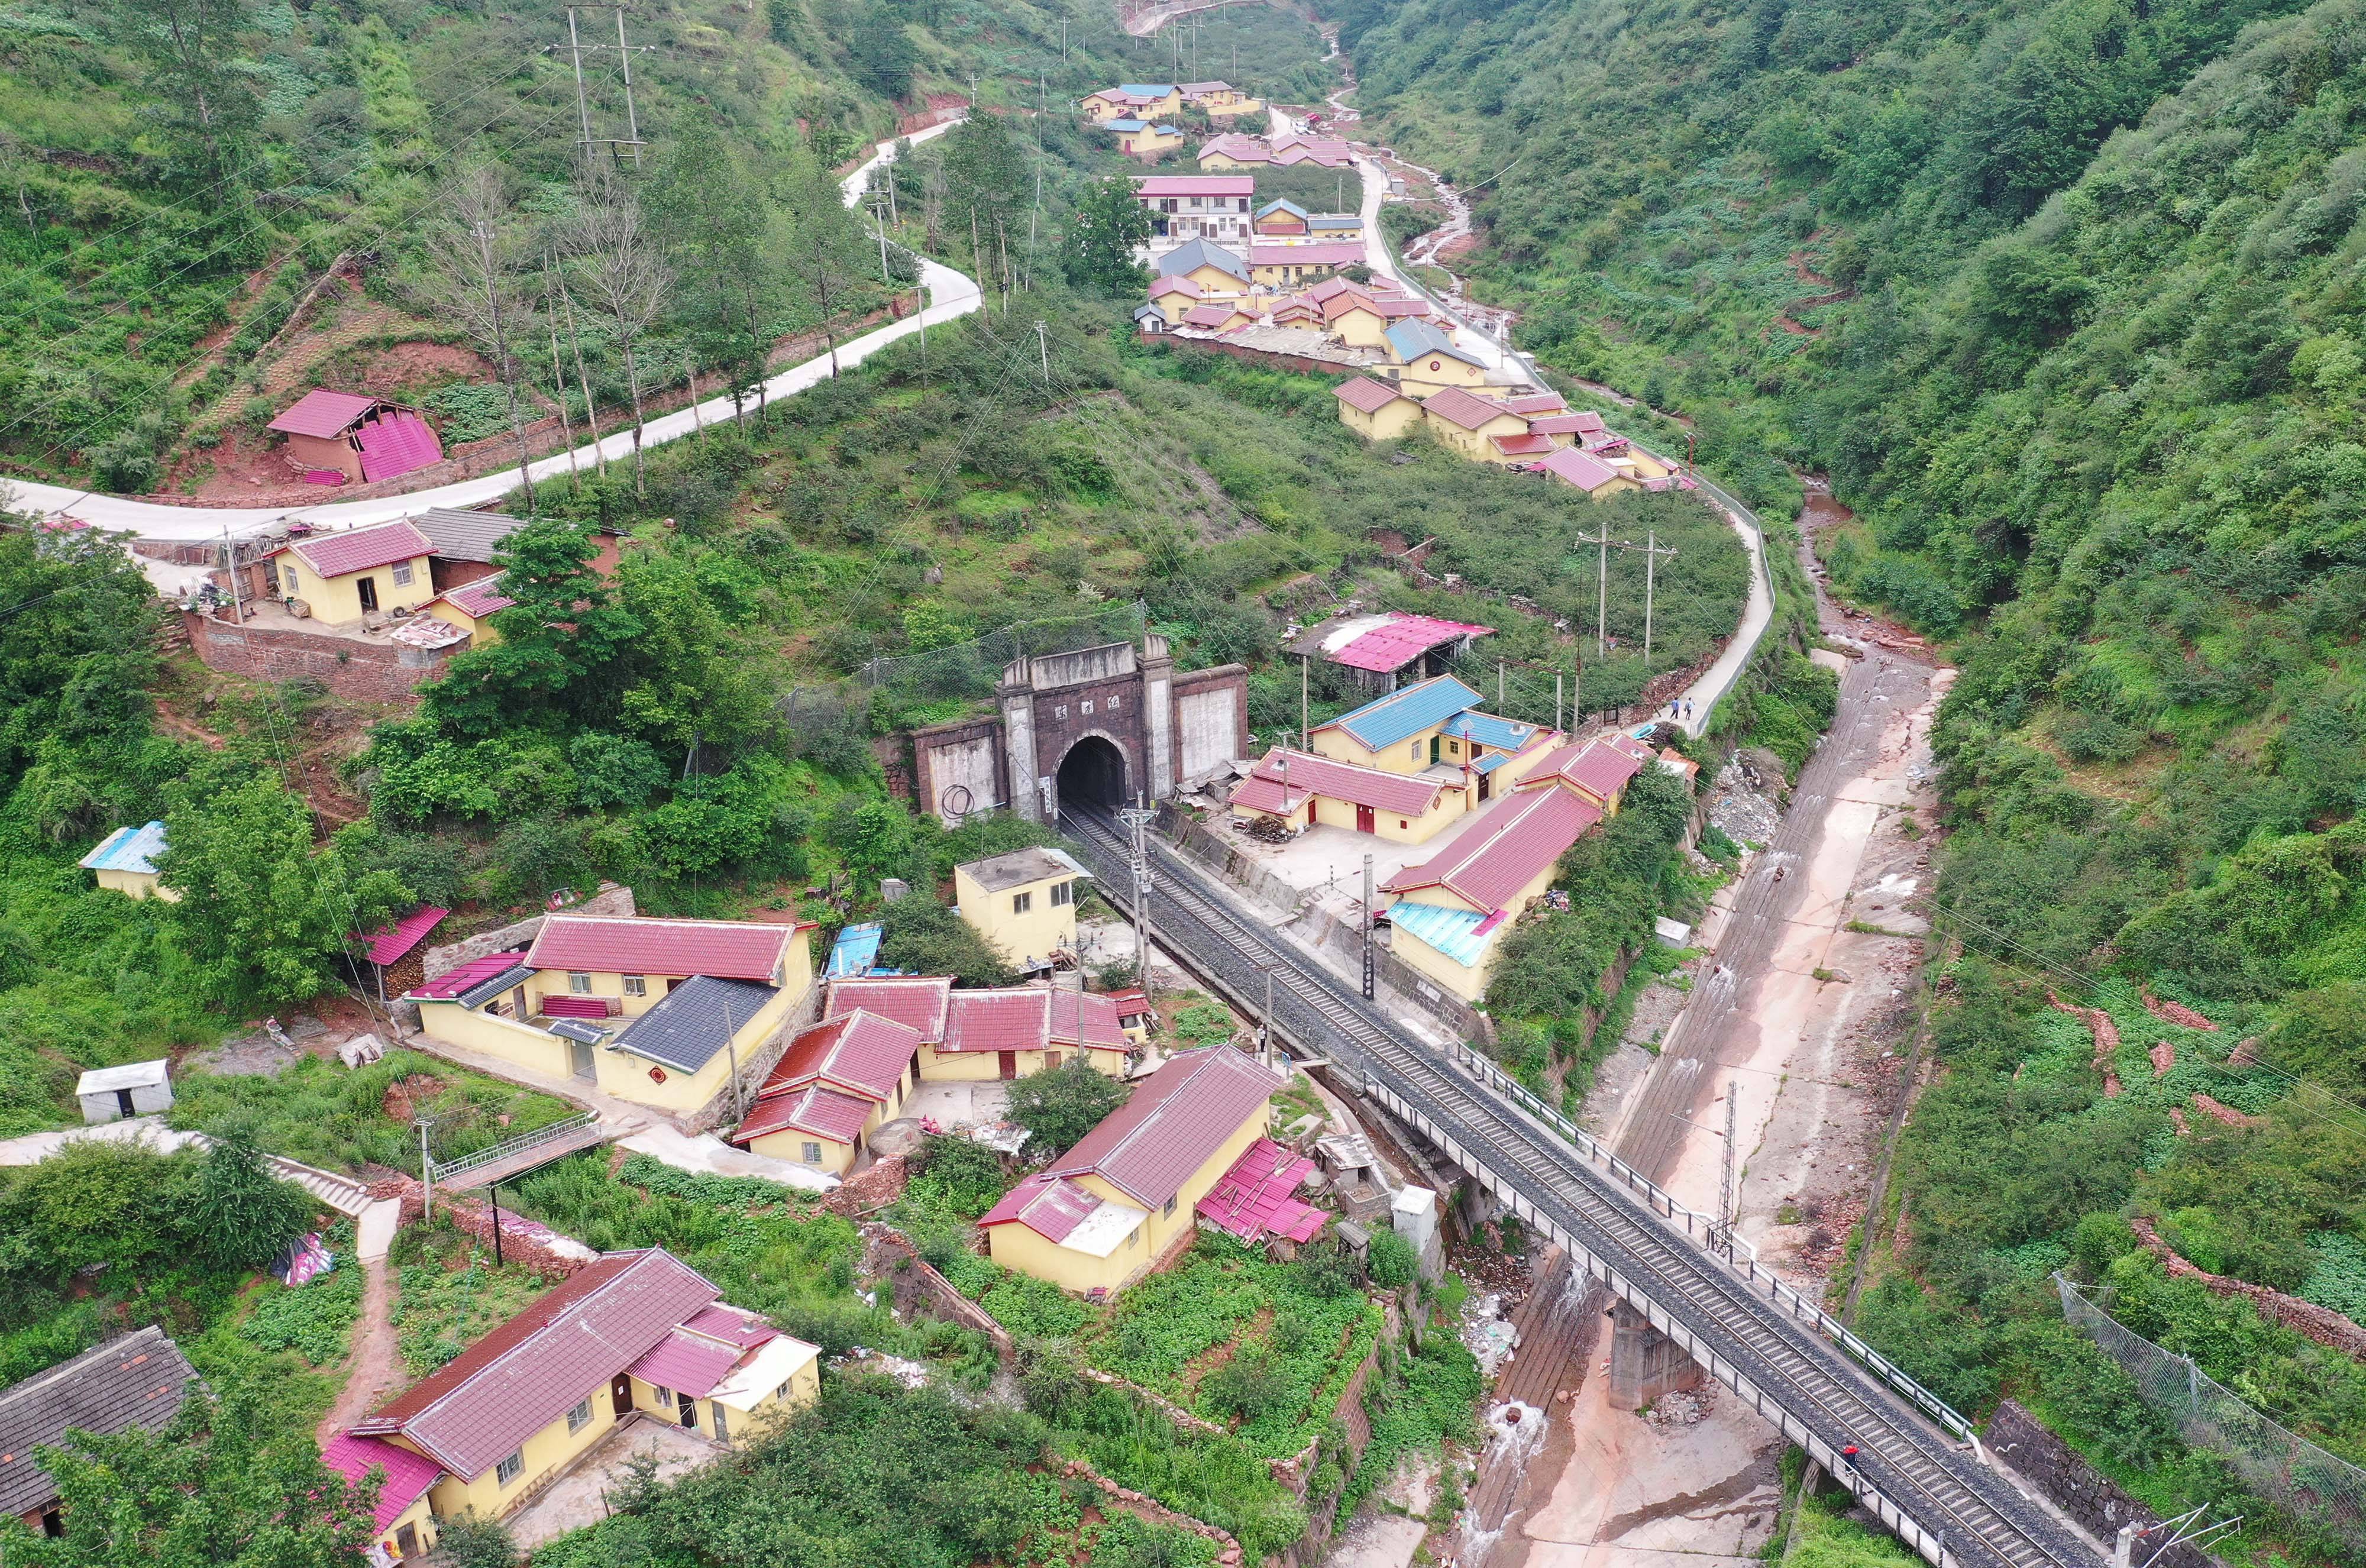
[
  {"xmin": 455, "ymin": 962, "xmax": 535, "ymax": 1010},
  {"xmin": 0, "ymin": 1327, "xmax": 198, "ymax": 1517},
  {"xmin": 610, "ymin": 974, "xmax": 778, "ymax": 1072},
  {"xmin": 409, "ymin": 507, "xmax": 528, "ymax": 564}
]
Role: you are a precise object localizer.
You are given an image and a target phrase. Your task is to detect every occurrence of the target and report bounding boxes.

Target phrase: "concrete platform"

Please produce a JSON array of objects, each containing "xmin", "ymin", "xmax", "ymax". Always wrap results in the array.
[{"xmin": 503, "ymin": 1417, "xmax": 719, "ymax": 1549}]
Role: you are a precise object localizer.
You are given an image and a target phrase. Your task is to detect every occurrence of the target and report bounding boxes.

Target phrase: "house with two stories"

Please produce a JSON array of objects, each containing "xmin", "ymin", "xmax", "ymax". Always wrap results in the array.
[
  {"xmin": 340, "ymin": 1249, "xmax": 817, "ymax": 1544},
  {"xmin": 1133, "ymin": 174, "xmax": 1255, "ymax": 245},
  {"xmin": 982, "ymin": 1043, "xmax": 1287, "ymax": 1295},
  {"xmin": 405, "ymin": 915, "xmax": 815, "ymax": 1119}
]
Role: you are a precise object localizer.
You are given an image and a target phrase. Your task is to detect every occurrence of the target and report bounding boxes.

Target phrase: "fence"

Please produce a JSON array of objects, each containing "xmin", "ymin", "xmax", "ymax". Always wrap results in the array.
[
  {"xmin": 2057, "ymin": 1273, "xmax": 2366, "ymax": 1549},
  {"xmin": 859, "ymin": 600, "xmax": 1149, "ymax": 702}
]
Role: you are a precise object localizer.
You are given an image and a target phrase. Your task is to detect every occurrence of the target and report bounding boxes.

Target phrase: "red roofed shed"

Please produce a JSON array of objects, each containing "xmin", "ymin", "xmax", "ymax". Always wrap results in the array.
[{"xmin": 267, "ymin": 389, "xmax": 443, "ymax": 486}]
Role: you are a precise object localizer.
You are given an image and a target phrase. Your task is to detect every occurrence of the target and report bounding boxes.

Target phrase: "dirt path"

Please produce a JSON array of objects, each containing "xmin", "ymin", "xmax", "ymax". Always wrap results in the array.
[{"xmin": 317, "ymin": 1257, "xmax": 401, "ymax": 1444}]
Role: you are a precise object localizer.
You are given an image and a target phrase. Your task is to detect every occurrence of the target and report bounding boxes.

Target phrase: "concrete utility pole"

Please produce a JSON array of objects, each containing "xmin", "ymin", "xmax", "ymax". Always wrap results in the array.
[
  {"xmin": 1036, "ymin": 319, "xmax": 1051, "ymax": 389},
  {"xmin": 1576, "ymin": 526, "xmax": 1612, "ymax": 659},
  {"xmin": 1720, "ymin": 1081, "xmax": 1737, "ymax": 1255},
  {"xmin": 1120, "ymin": 798, "xmax": 1159, "ymax": 1007},
  {"xmin": 1299, "ymin": 652, "xmax": 1309, "ymax": 748},
  {"xmin": 872, "ymin": 196, "xmax": 892, "ymax": 284},
  {"xmin": 1361, "ymin": 853, "xmax": 1375, "ymax": 1000},
  {"xmin": 415, "ymin": 1117, "xmax": 437, "ymax": 1222},
  {"xmin": 1259, "ymin": 961, "xmax": 1276, "ymax": 1068},
  {"xmin": 552, "ymin": 5, "xmax": 650, "ymax": 169},
  {"xmin": 1637, "ymin": 529, "xmax": 1676, "ymax": 671}
]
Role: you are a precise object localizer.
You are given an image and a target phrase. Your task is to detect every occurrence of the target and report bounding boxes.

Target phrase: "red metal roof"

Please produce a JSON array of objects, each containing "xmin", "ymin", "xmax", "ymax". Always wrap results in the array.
[
  {"xmin": 1499, "ymin": 393, "xmax": 1569, "ymax": 415},
  {"xmin": 406, "ymin": 953, "xmax": 523, "ymax": 1001},
  {"xmin": 268, "ymin": 388, "xmax": 382, "ymax": 439},
  {"xmin": 320, "ymin": 1433, "xmax": 443, "ymax": 1533},
  {"xmin": 1422, "ymin": 386, "xmax": 1521, "ymax": 433},
  {"xmin": 625, "ymin": 1328, "xmax": 742, "ymax": 1399},
  {"xmin": 1519, "ymin": 739, "xmax": 1645, "ymax": 803},
  {"xmin": 1492, "ymin": 432, "xmax": 1557, "ymax": 457},
  {"xmin": 1532, "ymin": 445, "xmax": 1624, "ymax": 493},
  {"xmin": 978, "ymin": 1172, "xmax": 1103, "ymax": 1243},
  {"xmin": 1134, "ymin": 174, "xmax": 1253, "ymax": 196},
  {"xmin": 943, "ymin": 988, "xmax": 1050, "ymax": 1052},
  {"xmin": 734, "ymin": 1082, "xmax": 874, "ymax": 1145},
  {"xmin": 357, "ymin": 411, "xmax": 443, "ymax": 483},
  {"xmin": 1333, "ymin": 377, "xmax": 1411, "ymax": 414},
  {"xmin": 824, "ymin": 975, "xmax": 953, "ymax": 1043},
  {"xmin": 1384, "ymin": 786, "xmax": 1599, "ymax": 911},
  {"xmin": 439, "ymin": 576, "xmax": 515, "ymax": 619},
  {"xmin": 1525, "ymin": 413, "xmax": 1592, "ymax": 436},
  {"xmin": 1330, "ymin": 614, "xmax": 1495, "ymax": 674},
  {"xmin": 526, "ymin": 916, "xmax": 794, "ymax": 983},
  {"xmin": 538, "ymin": 994, "xmax": 616, "ymax": 1019},
  {"xmin": 1149, "ymin": 275, "xmax": 1203, "ymax": 299},
  {"xmin": 353, "ymin": 1250, "xmax": 718, "ymax": 1480},
  {"xmin": 1231, "ymin": 746, "xmax": 1448, "ymax": 817},
  {"xmin": 1569, "ymin": 410, "xmax": 1608, "ymax": 432},
  {"xmin": 1195, "ymin": 1137, "xmax": 1326, "ymax": 1243},
  {"xmin": 279, "ymin": 520, "xmax": 434, "ymax": 580},
  {"xmin": 683, "ymin": 1304, "xmax": 778, "ymax": 1351},
  {"xmin": 757, "ymin": 1010, "xmax": 917, "ymax": 1101},
  {"xmin": 1048, "ymin": 1045, "xmax": 1277, "ymax": 1208},
  {"xmin": 1182, "ymin": 303, "xmax": 1242, "ymax": 328},
  {"xmin": 351, "ymin": 904, "xmax": 448, "ymax": 967},
  {"xmin": 1245, "ymin": 242, "xmax": 1364, "ymax": 268},
  {"xmin": 1049, "ymin": 988, "xmax": 1130, "ymax": 1049}
]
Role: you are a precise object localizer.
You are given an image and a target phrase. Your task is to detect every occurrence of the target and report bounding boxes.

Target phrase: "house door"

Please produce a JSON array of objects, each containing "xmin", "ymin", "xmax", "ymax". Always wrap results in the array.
[
  {"xmin": 676, "ymin": 1391, "xmax": 697, "ymax": 1428},
  {"xmin": 998, "ymin": 1051, "xmax": 1018, "ymax": 1080},
  {"xmin": 395, "ymin": 1523, "xmax": 419, "ymax": 1559},
  {"xmin": 570, "ymin": 1039, "xmax": 595, "ymax": 1080},
  {"xmin": 357, "ymin": 576, "xmax": 379, "ymax": 613},
  {"xmin": 1478, "ymin": 773, "xmax": 1492, "ymax": 803},
  {"xmin": 1355, "ymin": 804, "xmax": 1375, "ymax": 834},
  {"xmin": 114, "ymin": 1088, "xmax": 136, "ymax": 1118},
  {"xmin": 610, "ymin": 1373, "xmax": 633, "ymax": 1414}
]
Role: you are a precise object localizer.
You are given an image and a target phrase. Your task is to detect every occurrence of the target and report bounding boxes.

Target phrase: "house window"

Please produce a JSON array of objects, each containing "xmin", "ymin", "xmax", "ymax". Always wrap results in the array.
[
  {"xmin": 1013, "ymin": 891, "xmax": 1032, "ymax": 914},
  {"xmin": 1410, "ymin": 742, "xmax": 1423, "ymax": 762},
  {"xmin": 775, "ymin": 1380, "xmax": 794, "ymax": 1402},
  {"xmin": 569, "ymin": 972, "xmax": 593, "ymax": 994},
  {"xmin": 802, "ymin": 1141, "xmax": 823, "ymax": 1163},
  {"xmin": 623, "ymin": 975, "xmax": 647, "ymax": 997},
  {"xmin": 651, "ymin": 1385, "xmax": 672, "ymax": 1406},
  {"xmin": 1400, "ymin": 819, "xmax": 1410, "ymax": 829},
  {"xmin": 1051, "ymin": 881, "xmax": 1073, "ymax": 907},
  {"xmin": 282, "ymin": 565, "xmax": 299, "ymax": 596},
  {"xmin": 1162, "ymin": 1195, "xmax": 1178, "ymax": 1218},
  {"xmin": 1126, "ymin": 1227, "xmax": 1139, "ymax": 1248},
  {"xmin": 567, "ymin": 1396, "xmax": 594, "ymax": 1433},
  {"xmin": 1447, "ymin": 740, "xmax": 1460, "ymax": 756},
  {"xmin": 496, "ymin": 1450, "xmax": 525, "ymax": 1487},
  {"xmin": 392, "ymin": 561, "xmax": 415, "ymax": 587}
]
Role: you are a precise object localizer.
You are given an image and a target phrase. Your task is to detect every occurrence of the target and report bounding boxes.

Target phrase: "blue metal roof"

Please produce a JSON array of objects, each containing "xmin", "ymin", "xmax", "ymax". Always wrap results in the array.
[
  {"xmin": 1324, "ymin": 675, "xmax": 1483, "ymax": 752},
  {"xmin": 1472, "ymin": 752, "xmax": 1511, "ymax": 775},
  {"xmin": 828, "ymin": 922, "xmax": 883, "ymax": 978},
  {"xmin": 1385, "ymin": 319, "xmax": 1485, "ymax": 368},
  {"xmin": 1443, "ymin": 711, "xmax": 1538, "ymax": 749},
  {"xmin": 1257, "ymin": 197, "xmax": 1308, "ymax": 219},
  {"xmin": 1387, "ymin": 900, "xmax": 1502, "ymax": 968},
  {"xmin": 1106, "ymin": 118, "xmax": 1148, "ymax": 131},
  {"xmin": 79, "ymin": 821, "xmax": 166, "ymax": 875},
  {"xmin": 1118, "ymin": 83, "xmax": 1175, "ymax": 95}
]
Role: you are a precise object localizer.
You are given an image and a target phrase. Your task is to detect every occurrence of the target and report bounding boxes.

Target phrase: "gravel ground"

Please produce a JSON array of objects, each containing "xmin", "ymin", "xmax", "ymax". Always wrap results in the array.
[{"xmin": 1706, "ymin": 762, "xmax": 1782, "ymax": 847}]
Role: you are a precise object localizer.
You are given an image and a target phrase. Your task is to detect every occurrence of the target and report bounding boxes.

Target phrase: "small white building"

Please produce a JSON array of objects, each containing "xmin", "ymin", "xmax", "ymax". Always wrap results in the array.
[{"xmin": 76, "ymin": 1059, "xmax": 173, "ymax": 1123}]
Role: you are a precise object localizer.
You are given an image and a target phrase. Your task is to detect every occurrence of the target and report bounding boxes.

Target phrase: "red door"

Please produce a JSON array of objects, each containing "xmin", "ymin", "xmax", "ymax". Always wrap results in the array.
[
  {"xmin": 611, "ymin": 1373, "xmax": 633, "ymax": 1414},
  {"xmin": 998, "ymin": 1051, "xmax": 1018, "ymax": 1080},
  {"xmin": 1356, "ymin": 804, "xmax": 1375, "ymax": 833}
]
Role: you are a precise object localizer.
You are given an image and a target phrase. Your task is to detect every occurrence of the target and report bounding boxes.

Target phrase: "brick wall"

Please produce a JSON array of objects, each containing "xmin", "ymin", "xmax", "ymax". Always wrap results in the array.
[
  {"xmin": 418, "ymin": 883, "xmax": 638, "ymax": 981},
  {"xmin": 182, "ymin": 609, "xmax": 454, "ymax": 701}
]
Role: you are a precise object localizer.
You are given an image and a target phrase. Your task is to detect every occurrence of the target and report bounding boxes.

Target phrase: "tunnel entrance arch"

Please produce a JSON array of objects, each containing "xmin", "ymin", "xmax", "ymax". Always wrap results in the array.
[{"xmin": 1056, "ymin": 734, "xmax": 1130, "ymax": 813}]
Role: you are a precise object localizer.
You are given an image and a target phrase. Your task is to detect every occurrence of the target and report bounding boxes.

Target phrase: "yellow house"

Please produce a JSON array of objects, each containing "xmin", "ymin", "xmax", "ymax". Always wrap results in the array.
[
  {"xmin": 78, "ymin": 820, "xmax": 178, "ymax": 901},
  {"xmin": 1247, "ymin": 242, "xmax": 1362, "ymax": 290},
  {"xmin": 1307, "ymin": 674, "xmax": 1491, "ymax": 776},
  {"xmin": 729, "ymin": 1010, "xmax": 921, "ymax": 1175},
  {"xmin": 1333, "ymin": 376, "xmax": 1423, "ymax": 441},
  {"xmin": 1513, "ymin": 734, "xmax": 1651, "ymax": 813},
  {"xmin": 322, "ymin": 1433, "xmax": 444, "ymax": 1562},
  {"xmin": 928, "ymin": 985, "xmax": 1134, "ymax": 1080},
  {"xmin": 1180, "ymin": 81, "xmax": 1261, "ymax": 116},
  {"xmin": 1531, "ymin": 444, "xmax": 1647, "ymax": 500},
  {"xmin": 1384, "ymin": 319, "xmax": 1489, "ymax": 396},
  {"xmin": 1308, "ymin": 214, "xmax": 1365, "ymax": 244},
  {"xmin": 1085, "ymin": 84, "xmax": 1184, "ymax": 119},
  {"xmin": 346, "ymin": 1250, "xmax": 818, "ymax": 1531},
  {"xmin": 1229, "ymin": 746, "xmax": 1473, "ymax": 842},
  {"xmin": 406, "ymin": 916, "xmax": 814, "ymax": 1111},
  {"xmin": 1420, "ymin": 386, "xmax": 1531, "ymax": 461},
  {"xmin": 261, "ymin": 519, "xmax": 438, "ymax": 625},
  {"xmin": 982, "ymin": 1045, "xmax": 1282, "ymax": 1295},
  {"xmin": 1148, "ymin": 275, "xmax": 1204, "ymax": 324},
  {"xmin": 1110, "ymin": 119, "xmax": 1187, "ymax": 157},
  {"xmin": 955, "ymin": 845, "xmax": 1089, "ymax": 974},
  {"xmin": 422, "ymin": 573, "xmax": 514, "ymax": 646},
  {"xmin": 1381, "ymin": 786, "xmax": 1604, "ymax": 1001},
  {"xmin": 1155, "ymin": 238, "xmax": 1253, "ymax": 298}
]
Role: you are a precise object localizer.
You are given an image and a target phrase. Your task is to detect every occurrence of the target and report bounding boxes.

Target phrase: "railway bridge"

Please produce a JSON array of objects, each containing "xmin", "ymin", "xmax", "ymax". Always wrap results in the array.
[{"xmin": 1063, "ymin": 803, "xmax": 2095, "ymax": 1568}]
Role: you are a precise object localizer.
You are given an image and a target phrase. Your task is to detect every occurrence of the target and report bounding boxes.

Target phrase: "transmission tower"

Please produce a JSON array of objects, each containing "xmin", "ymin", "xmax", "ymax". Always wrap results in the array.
[{"xmin": 548, "ymin": 5, "xmax": 652, "ymax": 170}]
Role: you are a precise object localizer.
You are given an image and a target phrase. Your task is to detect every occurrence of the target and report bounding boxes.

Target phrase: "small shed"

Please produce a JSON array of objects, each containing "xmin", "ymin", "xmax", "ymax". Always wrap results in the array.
[
  {"xmin": 267, "ymin": 388, "xmax": 444, "ymax": 486},
  {"xmin": 76, "ymin": 1059, "xmax": 172, "ymax": 1123},
  {"xmin": 78, "ymin": 820, "xmax": 176, "ymax": 901},
  {"xmin": 350, "ymin": 904, "xmax": 451, "ymax": 1004}
]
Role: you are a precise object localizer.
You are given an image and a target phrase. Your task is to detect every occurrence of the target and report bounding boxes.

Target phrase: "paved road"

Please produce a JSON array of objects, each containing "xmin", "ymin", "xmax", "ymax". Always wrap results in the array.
[{"xmin": 5, "ymin": 119, "xmax": 984, "ymax": 541}]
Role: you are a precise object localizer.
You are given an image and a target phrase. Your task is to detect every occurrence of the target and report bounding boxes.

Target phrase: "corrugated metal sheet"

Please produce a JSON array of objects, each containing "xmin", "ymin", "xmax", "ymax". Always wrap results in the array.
[
  {"xmin": 942, "ymin": 988, "xmax": 1048, "ymax": 1053},
  {"xmin": 1385, "ymin": 319, "xmax": 1483, "ymax": 368},
  {"xmin": 526, "ymin": 916, "xmax": 797, "ymax": 983},
  {"xmin": 406, "ymin": 955, "xmax": 528, "ymax": 1003},
  {"xmin": 1440, "ymin": 710, "xmax": 1538, "ymax": 750},
  {"xmin": 1195, "ymin": 1137, "xmax": 1325, "ymax": 1243},
  {"xmin": 320, "ymin": 1433, "xmax": 443, "ymax": 1532},
  {"xmin": 409, "ymin": 507, "xmax": 526, "ymax": 562},
  {"xmin": 1384, "ymin": 899, "xmax": 1501, "ymax": 968},
  {"xmin": 735, "ymin": 1083, "xmax": 872, "ymax": 1145},
  {"xmin": 79, "ymin": 820, "xmax": 166, "ymax": 874},
  {"xmin": 1332, "ymin": 377, "xmax": 1410, "ymax": 414},
  {"xmin": 823, "ymin": 976, "xmax": 952, "ymax": 1042},
  {"xmin": 1231, "ymin": 746, "xmax": 1447, "ymax": 816},
  {"xmin": 1519, "ymin": 739, "xmax": 1643, "ymax": 803},
  {"xmin": 1048, "ymin": 1045, "xmax": 1278, "ymax": 1209},
  {"xmin": 1384, "ymin": 787, "xmax": 1599, "ymax": 912},
  {"xmin": 268, "ymin": 388, "xmax": 379, "ymax": 438},
  {"xmin": 353, "ymin": 905, "xmax": 448, "ymax": 967},
  {"xmin": 285, "ymin": 520, "xmax": 434, "ymax": 580},
  {"xmin": 1323, "ymin": 675, "xmax": 1484, "ymax": 751},
  {"xmin": 758, "ymin": 1010, "xmax": 918, "ymax": 1099},
  {"xmin": 1134, "ymin": 174, "xmax": 1252, "ymax": 195},
  {"xmin": 356, "ymin": 412, "xmax": 443, "ymax": 484},
  {"xmin": 979, "ymin": 1172, "xmax": 1101, "ymax": 1242},
  {"xmin": 625, "ymin": 1329, "xmax": 742, "ymax": 1398},
  {"xmin": 1156, "ymin": 239, "xmax": 1250, "ymax": 283},
  {"xmin": 441, "ymin": 575, "xmax": 515, "ymax": 619},
  {"xmin": 355, "ymin": 1250, "xmax": 719, "ymax": 1480},
  {"xmin": 1049, "ymin": 990, "xmax": 1129, "ymax": 1050},
  {"xmin": 1492, "ymin": 433, "xmax": 1557, "ymax": 457},
  {"xmin": 683, "ymin": 1304, "xmax": 778, "ymax": 1351}
]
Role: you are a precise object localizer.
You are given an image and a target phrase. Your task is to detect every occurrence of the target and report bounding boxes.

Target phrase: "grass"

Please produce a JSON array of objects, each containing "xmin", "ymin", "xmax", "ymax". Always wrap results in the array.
[{"xmin": 389, "ymin": 1221, "xmax": 551, "ymax": 1375}]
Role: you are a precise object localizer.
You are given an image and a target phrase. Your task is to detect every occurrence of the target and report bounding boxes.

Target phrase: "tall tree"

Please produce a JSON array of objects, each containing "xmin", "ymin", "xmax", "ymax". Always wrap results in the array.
[
  {"xmin": 647, "ymin": 122, "xmax": 781, "ymax": 426},
  {"xmin": 939, "ymin": 112, "xmax": 1030, "ymax": 285},
  {"xmin": 420, "ymin": 518, "xmax": 643, "ymax": 737},
  {"xmin": 117, "ymin": 0, "xmax": 257, "ymax": 186},
  {"xmin": 0, "ymin": 525, "xmax": 161, "ymax": 836},
  {"xmin": 781, "ymin": 143, "xmax": 875, "ymax": 380},
  {"xmin": 568, "ymin": 176, "xmax": 672, "ymax": 495},
  {"xmin": 1063, "ymin": 176, "xmax": 1154, "ymax": 297},
  {"xmin": 424, "ymin": 168, "xmax": 538, "ymax": 512}
]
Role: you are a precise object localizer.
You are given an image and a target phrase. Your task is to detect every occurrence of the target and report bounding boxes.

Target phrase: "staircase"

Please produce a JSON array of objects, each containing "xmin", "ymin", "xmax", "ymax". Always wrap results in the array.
[{"xmin": 266, "ymin": 1155, "xmax": 376, "ymax": 1219}]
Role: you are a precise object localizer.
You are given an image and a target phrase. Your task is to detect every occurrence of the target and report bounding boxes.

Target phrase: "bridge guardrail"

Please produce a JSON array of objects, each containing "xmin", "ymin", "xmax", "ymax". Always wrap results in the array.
[
  {"xmin": 429, "ymin": 1111, "xmax": 600, "ymax": 1186},
  {"xmin": 1440, "ymin": 1037, "xmax": 1974, "ymax": 1443}
]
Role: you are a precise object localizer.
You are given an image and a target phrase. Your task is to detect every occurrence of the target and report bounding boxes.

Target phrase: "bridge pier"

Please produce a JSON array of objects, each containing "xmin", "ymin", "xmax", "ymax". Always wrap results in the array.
[{"xmin": 1607, "ymin": 1301, "xmax": 1703, "ymax": 1410}]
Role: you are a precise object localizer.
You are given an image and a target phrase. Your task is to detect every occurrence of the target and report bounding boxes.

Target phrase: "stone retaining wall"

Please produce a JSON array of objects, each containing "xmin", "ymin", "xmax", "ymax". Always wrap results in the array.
[
  {"xmin": 865, "ymin": 1225, "xmax": 1016, "ymax": 1359},
  {"xmin": 182, "ymin": 608, "xmax": 457, "ymax": 702},
  {"xmin": 1988, "ymin": 1399, "xmax": 2220, "ymax": 1568}
]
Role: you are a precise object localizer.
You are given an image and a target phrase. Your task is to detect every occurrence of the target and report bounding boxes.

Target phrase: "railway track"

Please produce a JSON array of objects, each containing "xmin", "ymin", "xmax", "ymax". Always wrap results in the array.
[{"xmin": 1064, "ymin": 803, "xmax": 2092, "ymax": 1568}]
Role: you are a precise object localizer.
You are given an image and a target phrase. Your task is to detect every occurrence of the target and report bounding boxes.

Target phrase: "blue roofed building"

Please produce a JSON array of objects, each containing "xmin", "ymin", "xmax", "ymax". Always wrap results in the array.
[
  {"xmin": 78, "ymin": 820, "xmax": 176, "ymax": 901},
  {"xmin": 1384, "ymin": 319, "xmax": 1489, "ymax": 395},
  {"xmin": 1296, "ymin": 674, "xmax": 1565, "ymax": 805}
]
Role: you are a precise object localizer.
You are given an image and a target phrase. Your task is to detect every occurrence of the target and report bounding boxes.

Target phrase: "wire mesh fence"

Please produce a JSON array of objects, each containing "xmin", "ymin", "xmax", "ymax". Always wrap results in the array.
[
  {"xmin": 2057, "ymin": 1273, "xmax": 2366, "ymax": 1549},
  {"xmin": 859, "ymin": 600, "xmax": 1149, "ymax": 704}
]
